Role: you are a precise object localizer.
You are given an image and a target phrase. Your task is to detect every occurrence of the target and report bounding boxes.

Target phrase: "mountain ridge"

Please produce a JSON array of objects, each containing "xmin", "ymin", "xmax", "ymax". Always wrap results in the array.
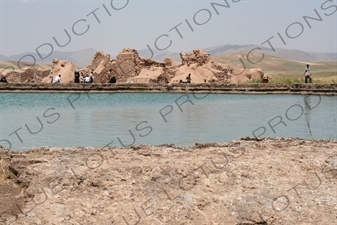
[{"xmin": 1, "ymin": 45, "xmax": 336, "ymax": 70}]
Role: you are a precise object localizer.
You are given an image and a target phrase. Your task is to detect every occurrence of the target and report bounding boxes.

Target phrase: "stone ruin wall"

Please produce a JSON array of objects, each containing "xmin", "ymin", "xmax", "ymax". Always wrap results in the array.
[
  {"xmin": 2, "ymin": 48, "xmax": 265, "ymax": 84},
  {"xmin": 5, "ymin": 68, "xmax": 50, "ymax": 83},
  {"xmin": 89, "ymin": 48, "xmax": 265, "ymax": 84}
]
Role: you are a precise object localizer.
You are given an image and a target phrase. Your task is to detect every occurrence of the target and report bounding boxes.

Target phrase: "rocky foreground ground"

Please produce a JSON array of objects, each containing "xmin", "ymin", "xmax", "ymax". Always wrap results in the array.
[{"xmin": 0, "ymin": 138, "xmax": 336, "ymax": 225}]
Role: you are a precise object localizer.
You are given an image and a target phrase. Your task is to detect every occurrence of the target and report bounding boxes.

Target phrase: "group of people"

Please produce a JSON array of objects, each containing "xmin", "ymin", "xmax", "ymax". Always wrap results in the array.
[
  {"xmin": 0, "ymin": 76, "xmax": 8, "ymax": 83},
  {"xmin": 53, "ymin": 69, "xmax": 95, "ymax": 84},
  {"xmin": 50, "ymin": 71, "xmax": 62, "ymax": 84},
  {"xmin": 74, "ymin": 70, "xmax": 94, "ymax": 83},
  {"xmin": 53, "ymin": 69, "xmax": 118, "ymax": 84},
  {"xmin": 58, "ymin": 69, "xmax": 118, "ymax": 84},
  {"xmin": 179, "ymin": 73, "xmax": 192, "ymax": 84}
]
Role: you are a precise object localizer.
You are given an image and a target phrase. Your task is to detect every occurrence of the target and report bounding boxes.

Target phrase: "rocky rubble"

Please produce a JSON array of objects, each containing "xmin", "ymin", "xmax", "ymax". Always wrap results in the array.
[
  {"xmin": 0, "ymin": 138, "xmax": 336, "ymax": 224},
  {"xmin": 5, "ymin": 68, "xmax": 50, "ymax": 83}
]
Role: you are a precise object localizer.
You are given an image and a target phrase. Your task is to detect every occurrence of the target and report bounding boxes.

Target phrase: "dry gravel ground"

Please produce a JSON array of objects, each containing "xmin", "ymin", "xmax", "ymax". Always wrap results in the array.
[{"xmin": 0, "ymin": 138, "xmax": 336, "ymax": 225}]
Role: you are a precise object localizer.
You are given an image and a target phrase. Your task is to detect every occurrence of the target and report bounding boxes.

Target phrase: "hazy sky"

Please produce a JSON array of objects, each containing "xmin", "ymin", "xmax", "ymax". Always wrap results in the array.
[{"xmin": 1, "ymin": 0, "xmax": 336, "ymax": 59}]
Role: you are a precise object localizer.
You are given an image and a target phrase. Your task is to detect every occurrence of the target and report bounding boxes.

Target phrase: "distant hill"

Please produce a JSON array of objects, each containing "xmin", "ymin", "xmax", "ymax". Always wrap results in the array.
[
  {"xmin": 0, "ymin": 54, "xmax": 9, "ymax": 61},
  {"xmin": 138, "ymin": 44, "xmax": 336, "ymax": 63},
  {"xmin": 204, "ymin": 44, "xmax": 337, "ymax": 62},
  {"xmin": 138, "ymin": 49, "xmax": 181, "ymax": 61},
  {"xmin": 0, "ymin": 60, "xmax": 51, "ymax": 72},
  {"xmin": 0, "ymin": 48, "xmax": 96, "ymax": 68},
  {"xmin": 204, "ymin": 44, "xmax": 267, "ymax": 56},
  {"xmin": 0, "ymin": 60, "xmax": 20, "ymax": 70},
  {"xmin": 137, "ymin": 45, "xmax": 264, "ymax": 61},
  {"xmin": 213, "ymin": 51, "xmax": 337, "ymax": 78}
]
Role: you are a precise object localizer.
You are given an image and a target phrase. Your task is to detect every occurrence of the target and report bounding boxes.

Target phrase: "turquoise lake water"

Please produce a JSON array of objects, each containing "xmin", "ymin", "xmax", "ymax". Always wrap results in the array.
[{"xmin": 0, "ymin": 93, "xmax": 335, "ymax": 150}]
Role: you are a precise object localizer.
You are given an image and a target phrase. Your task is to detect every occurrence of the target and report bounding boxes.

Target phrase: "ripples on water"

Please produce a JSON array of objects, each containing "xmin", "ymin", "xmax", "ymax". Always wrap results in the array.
[{"xmin": 0, "ymin": 93, "xmax": 335, "ymax": 150}]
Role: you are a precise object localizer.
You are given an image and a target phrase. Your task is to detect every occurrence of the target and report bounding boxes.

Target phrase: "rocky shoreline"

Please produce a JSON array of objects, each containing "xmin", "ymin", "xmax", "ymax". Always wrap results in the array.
[
  {"xmin": 0, "ymin": 83, "xmax": 337, "ymax": 95},
  {"xmin": 0, "ymin": 138, "xmax": 336, "ymax": 224}
]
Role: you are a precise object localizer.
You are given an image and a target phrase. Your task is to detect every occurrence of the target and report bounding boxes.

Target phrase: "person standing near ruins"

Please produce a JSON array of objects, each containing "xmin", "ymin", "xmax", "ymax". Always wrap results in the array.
[
  {"xmin": 109, "ymin": 76, "xmax": 116, "ymax": 84},
  {"xmin": 186, "ymin": 73, "xmax": 191, "ymax": 83},
  {"xmin": 54, "ymin": 75, "xmax": 61, "ymax": 83},
  {"xmin": 74, "ymin": 70, "xmax": 80, "ymax": 83},
  {"xmin": 304, "ymin": 64, "xmax": 312, "ymax": 83},
  {"xmin": 106, "ymin": 69, "xmax": 112, "ymax": 80},
  {"xmin": 0, "ymin": 76, "xmax": 8, "ymax": 83}
]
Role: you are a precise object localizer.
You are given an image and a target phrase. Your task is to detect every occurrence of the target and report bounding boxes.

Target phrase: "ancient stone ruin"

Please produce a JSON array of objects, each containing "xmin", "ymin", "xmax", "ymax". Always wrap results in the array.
[
  {"xmin": 3, "ymin": 48, "xmax": 266, "ymax": 84},
  {"xmin": 84, "ymin": 48, "xmax": 265, "ymax": 84}
]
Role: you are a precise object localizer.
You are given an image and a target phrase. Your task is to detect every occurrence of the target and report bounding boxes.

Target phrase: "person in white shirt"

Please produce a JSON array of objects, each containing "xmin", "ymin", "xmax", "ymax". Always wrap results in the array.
[
  {"xmin": 304, "ymin": 64, "xmax": 312, "ymax": 83},
  {"xmin": 84, "ymin": 75, "xmax": 91, "ymax": 83},
  {"xmin": 54, "ymin": 75, "xmax": 61, "ymax": 83}
]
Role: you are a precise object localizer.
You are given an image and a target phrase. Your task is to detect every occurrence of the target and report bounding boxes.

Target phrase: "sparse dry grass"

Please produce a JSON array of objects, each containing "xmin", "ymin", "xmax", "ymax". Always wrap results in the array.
[{"xmin": 245, "ymin": 77, "xmax": 331, "ymax": 84}]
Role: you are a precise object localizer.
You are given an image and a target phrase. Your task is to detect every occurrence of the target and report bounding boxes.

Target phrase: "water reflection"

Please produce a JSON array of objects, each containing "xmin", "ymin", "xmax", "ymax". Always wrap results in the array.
[
  {"xmin": 0, "ymin": 93, "xmax": 336, "ymax": 150},
  {"xmin": 304, "ymin": 95, "xmax": 313, "ymax": 122}
]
